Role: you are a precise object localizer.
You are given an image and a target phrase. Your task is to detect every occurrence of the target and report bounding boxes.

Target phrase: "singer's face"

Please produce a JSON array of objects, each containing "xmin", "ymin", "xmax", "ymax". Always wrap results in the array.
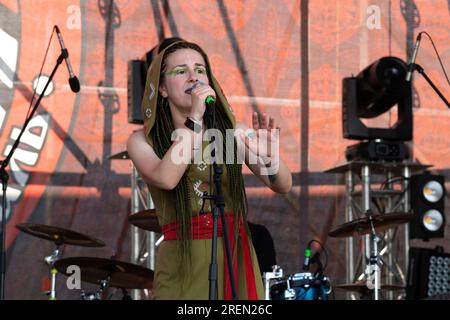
[{"xmin": 159, "ymin": 48, "xmax": 209, "ymax": 110}]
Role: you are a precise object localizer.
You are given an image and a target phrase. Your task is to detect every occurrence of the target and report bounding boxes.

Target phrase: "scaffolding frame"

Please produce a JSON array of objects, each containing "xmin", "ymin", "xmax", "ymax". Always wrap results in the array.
[
  {"xmin": 130, "ymin": 164, "xmax": 157, "ymax": 300},
  {"xmin": 326, "ymin": 161, "xmax": 430, "ymax": 300}
]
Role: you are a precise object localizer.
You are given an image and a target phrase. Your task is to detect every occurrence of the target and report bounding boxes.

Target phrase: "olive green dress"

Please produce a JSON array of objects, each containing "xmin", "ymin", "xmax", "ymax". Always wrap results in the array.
[{"xmin": 149, "ymin": 141, "xmax": 265, "ymax": 300}]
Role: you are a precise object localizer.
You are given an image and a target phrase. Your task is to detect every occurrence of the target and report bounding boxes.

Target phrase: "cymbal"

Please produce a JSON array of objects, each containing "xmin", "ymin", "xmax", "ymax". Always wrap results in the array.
[
  {"xmin": 108, "ymin": 150, "xmax": 129, "ymax": 160},
  {"xmin": 16, "ymin": 223, "xmax": 105, "ymax": 247},
  {"xmin": 128, "ymin": 209, "xmax": 161, "ymax": 233},
  {"xmin": 54, "ymin": 257, "xmax": 153, "ymax": 289},
  {"xmin": 335, "ymin": 282, "xmax": 404, "ymax": 292},
  {"xmin": 328, "ymin": 212, "xmax": 414, "ymax": 238}
]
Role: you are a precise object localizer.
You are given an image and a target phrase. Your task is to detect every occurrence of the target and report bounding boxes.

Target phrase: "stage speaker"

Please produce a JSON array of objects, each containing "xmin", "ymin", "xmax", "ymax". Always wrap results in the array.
[
  {"xmin": 406, "ymin": 246, "xmax": 450, "ymax": 300},
  {"xmin": 127, "ymin": 60, "xmax": 147, "ymax": 124},
  {"xmin": 409, "ymin": 172, "xmax": 446, "ymax": 240}
]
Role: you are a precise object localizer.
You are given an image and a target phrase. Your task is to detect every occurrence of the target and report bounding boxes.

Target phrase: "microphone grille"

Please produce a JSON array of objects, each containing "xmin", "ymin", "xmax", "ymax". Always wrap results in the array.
[{"xmin": 69, "ymin": 76, "xmax": 80, "ymax": 93}]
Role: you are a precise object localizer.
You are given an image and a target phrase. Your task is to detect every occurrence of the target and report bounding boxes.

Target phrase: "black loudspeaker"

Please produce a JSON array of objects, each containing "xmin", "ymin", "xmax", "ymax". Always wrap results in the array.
[
  {"xmin": 409, "ymin": 173, "xmax": 446, "ymax": 240},
  {"xmin": 406, "ymin": 247, "xmax": 450, "ymax": 300},
  {"xmin": 127, "ymin": 39, "xmax": 183, "ymax": 124},
  {"xmin": 127, "ymin": 60, "xmax": 147, "ymax": 124}
]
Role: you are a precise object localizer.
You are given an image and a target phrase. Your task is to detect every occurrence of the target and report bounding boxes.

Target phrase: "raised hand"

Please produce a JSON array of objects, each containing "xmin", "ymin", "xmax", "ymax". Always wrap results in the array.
[{"xmin": 239, "ymin": 112, "xmax": 280, "ymax": 163}]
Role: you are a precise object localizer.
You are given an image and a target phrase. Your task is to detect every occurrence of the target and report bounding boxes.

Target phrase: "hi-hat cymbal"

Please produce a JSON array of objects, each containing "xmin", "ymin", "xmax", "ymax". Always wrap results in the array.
[
  {"xmin": 335, "ymin": 282, "xmax": 404, "ymax": 292},
  {"xmin": 128, "ymin": 209, "xmax": 161, "ymax": 233},
  {"xmin": 108, "ymin": 150, "xmax": 129, "ymax": 160},
  {"xmin": 54, "ymin": 257, "xmax": 154, "ymax": 289},
  {"xmin": 16, "ymin": 223, "xmax": 105, "ymax": 247},
  {"xmin": 328, "ymin": 212, "xmax": 414, "ymax": 238}
]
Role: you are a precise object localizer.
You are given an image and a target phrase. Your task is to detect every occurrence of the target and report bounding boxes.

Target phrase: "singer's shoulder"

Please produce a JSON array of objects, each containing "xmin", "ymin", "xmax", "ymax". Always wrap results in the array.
[
  {"xmin": 127, "ymin": 129, "xmax": 149, "ymax": 149},
  {"xmin": 128, "ymin": 128, "xmax": 145, "ymax": 139},
  {"xmin": 127, "ymin": 129, "xmax": 158, "ymax": 163}
]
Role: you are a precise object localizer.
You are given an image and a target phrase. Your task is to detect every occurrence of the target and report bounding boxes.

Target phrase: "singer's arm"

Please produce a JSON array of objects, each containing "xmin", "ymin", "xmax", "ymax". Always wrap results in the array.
[
  {"xmin": 127, "ymin": 129, "xmax": 202, "ymax": 190},
  {"xmin": 235, "ymin": 115, "xmax": 292, "ymax": 194},
  {"xmin": 245, "ymin": 153, "xmax": 292, "ymax": 194}
]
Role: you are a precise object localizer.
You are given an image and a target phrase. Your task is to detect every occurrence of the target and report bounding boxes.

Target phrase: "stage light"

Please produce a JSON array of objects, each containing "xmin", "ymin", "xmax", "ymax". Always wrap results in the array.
[
  {"xmin": 409, "ymin": 172, "xmax": 446, "ymax": 239},
  {"xmin": 342, "ymin": 56, "xmax": 413, "ymax": 161},
  {"xmin": 422, "ymin": 210, "xmax": 444, "ymax": 232},
  {"xmin": 423, "ymin": 181, "xmax": 444, "ymax": 203},
  {"xmin": 356, "ymin": 57, "xmax": 409, "ymax": 119}
]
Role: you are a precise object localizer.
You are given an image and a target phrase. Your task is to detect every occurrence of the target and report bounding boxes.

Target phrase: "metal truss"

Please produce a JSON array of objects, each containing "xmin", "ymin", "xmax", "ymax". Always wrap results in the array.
[
  {"xmin": 327, "ymin": 161, "xmax": 428, "ymax": 300},
  {"xmin": 130, "ymin": 164, "xmax": 157, "ymax": 300}
]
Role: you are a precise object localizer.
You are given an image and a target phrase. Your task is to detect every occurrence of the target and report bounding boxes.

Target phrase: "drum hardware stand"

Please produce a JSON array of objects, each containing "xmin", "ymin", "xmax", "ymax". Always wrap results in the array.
[
  {"xmin": 284, "ymin": 278, "xmax": 297, "ymax": 300},
  {"xmin": 359, "ymin": 165, "xmax": 409, "ymax": 300},
  {"xmin": 263, "ymin": 265, "xmax": 284, "ymax": 300},
  {"xmin": 365, "ymin": 212, "xmax": 381, "ymax": 300},
  {"xmin": 121, "ymin": 288, "xmax": 133, "ymax": 300},
  {"xmin": 325, "ymin": 162, "xmax": 430, "ymax": 300},
  {"xmin": 43, "ymin": 243, "xmax": 62, "ymax": 300},
  {"xmin": 81, "ymin": 276, "xmax": 110, "ymax": 300}
]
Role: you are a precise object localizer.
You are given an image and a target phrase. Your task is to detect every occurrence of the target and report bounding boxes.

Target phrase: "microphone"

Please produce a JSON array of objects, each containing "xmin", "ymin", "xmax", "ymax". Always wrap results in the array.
[
  {"xmin": 54, "ymin": 25, "xmax": 80, "ymax": 92},
  {"xmin": 406, "ymin": 33, "xmax": 422, "ymax": 82},
  {"xmin": 302, "ymin": 246, "xmax": 312, "ymax": 271},
  {"xmin": 185, "ymin": 82, "xmax": 216, "ymax": 108},
  {"xmin": 205, "ymin": 95, "xmax": 216, "ymax": 108}
]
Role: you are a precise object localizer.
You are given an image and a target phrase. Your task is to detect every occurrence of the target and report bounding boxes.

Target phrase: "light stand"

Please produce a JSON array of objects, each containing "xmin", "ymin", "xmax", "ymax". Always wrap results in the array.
[
  {"xmin": 0, "ymin": 50, "xmax": 67, "ymax": 300},
  {"xmin": 203, "ymin": 103, "xmax": 237, "ymax": 300}
]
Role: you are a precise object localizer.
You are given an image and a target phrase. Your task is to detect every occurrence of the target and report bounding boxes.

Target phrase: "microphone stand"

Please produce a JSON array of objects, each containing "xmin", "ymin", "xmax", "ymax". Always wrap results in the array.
[
  {"xmin": 203, "ymin": 104, "xmax": 237, "ymax": 300},
  {"xmin": 410, "ymin": 63, "xmax": 450, "ymax": 109},
  {"xmin": 0, "ymin": 49, "xmax": 67, "ymax": 300}
]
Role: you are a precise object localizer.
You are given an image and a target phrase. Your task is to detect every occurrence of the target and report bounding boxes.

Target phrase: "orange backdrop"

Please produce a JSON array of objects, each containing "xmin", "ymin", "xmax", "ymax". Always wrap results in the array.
[{"xmin": 0, "ymin": 0, "xmax": 448, "ymax": 299}]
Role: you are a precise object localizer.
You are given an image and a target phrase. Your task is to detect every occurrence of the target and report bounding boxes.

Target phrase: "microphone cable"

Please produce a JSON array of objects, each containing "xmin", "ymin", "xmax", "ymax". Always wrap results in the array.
[
  {"xmin": 25, "ymin": 27, "xmax": 56, "ymax": 121},
  {"xmin": 418, "ymin": 31, "xmax": 450, "ymax": 87},
  {"xmin": 303, "ymin": 239, "xmax": 329, "ymax": 273}
]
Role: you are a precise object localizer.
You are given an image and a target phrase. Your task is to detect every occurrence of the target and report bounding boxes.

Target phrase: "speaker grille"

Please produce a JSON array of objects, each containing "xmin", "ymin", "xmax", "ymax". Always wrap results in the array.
[{"xmin": 407, "ymin": 247, "xmax": 450, "ymax": 299}]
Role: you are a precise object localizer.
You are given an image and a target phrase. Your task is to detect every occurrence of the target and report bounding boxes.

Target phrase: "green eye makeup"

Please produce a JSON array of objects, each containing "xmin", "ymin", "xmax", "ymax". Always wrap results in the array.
[
  {"xmin": 165, "ymin": 64, "xmax": 207, "ymax": 76},
  {"xmin": 166, "ymin": 67, "xmax": 187, "ymax": 76},
  {"xmin": 194, "ymin": 66, "xmax": 207, "ymax": 74}
]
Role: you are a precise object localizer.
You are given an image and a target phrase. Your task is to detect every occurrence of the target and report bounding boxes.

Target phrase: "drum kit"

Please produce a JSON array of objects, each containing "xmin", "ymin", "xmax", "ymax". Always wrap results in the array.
[
  {"xmin": 262, "ymin": 211, "xmax": 412, "ymax": 300},
  {"xmin": 330, "ymin": 211, "xmax": 412, "ymax": 299},
  {"xmin": 16, "ymin": 150, "xmax": 412, "ymax": 300},
  {"xmin": 15, "ymin": 209, "xmax": 159, "ymax": 300},
  {"xmin": 16, "ymin": 211, "xmax": 411, "ymax": 300},
  {"xmin": 263, "ymin": 265, "xmax": 332, "ymax": 300}
]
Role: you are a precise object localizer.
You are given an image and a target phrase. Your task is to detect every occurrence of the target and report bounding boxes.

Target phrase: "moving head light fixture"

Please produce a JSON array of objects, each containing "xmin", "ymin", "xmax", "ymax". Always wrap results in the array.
[{"xmin": 342, "ymin": 56, "xmax": 413, "ymax": 161}]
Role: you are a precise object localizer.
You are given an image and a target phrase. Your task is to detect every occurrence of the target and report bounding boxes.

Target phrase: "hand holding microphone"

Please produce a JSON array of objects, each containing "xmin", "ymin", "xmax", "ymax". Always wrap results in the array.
[
  {"xmin": 54, "ymin": 25, "xmax": 80, "ymax": 93},
  {"xmin": 185, "ymin": 80, "xmax": 216, "ymax": 121}
]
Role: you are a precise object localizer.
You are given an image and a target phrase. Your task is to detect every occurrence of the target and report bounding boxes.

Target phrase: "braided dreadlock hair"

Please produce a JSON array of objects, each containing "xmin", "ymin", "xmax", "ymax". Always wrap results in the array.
[{"xmin": 150, "ymin": 41, "xmax": 248, "ymax": 270}]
